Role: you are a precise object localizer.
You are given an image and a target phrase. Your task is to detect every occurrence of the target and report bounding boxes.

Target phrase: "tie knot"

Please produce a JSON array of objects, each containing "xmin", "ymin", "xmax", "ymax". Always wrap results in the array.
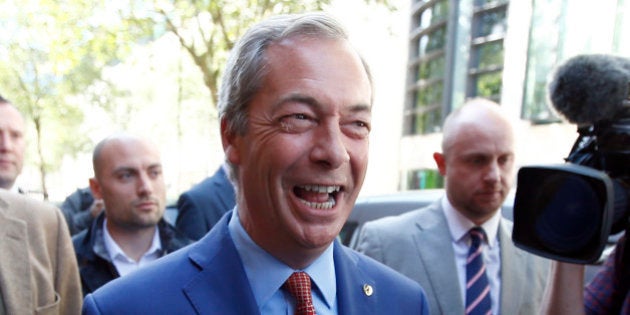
[
  {"xmin": 469, "ymin": 227, "xmax": 486, "ymax": 246},
  {"xmin": 284, "ymin": 272, "xmax": 316, "ymax": 315}
]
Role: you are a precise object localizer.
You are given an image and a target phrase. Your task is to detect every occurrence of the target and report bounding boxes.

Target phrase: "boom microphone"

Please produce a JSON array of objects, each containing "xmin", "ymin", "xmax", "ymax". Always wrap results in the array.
[{"xmin": 548, "ymin": 54, "xmax": 630, "ymax": 125}]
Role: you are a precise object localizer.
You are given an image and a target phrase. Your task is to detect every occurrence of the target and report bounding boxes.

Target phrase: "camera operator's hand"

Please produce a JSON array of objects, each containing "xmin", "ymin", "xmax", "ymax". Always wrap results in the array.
[{"xmin": 540, "ymin": 261, "xmax": 586, "ymax": 315}]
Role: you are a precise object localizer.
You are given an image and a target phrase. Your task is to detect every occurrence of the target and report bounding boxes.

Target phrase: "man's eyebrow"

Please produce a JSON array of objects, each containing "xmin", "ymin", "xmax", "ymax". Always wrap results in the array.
[
  {"xmin": 112, "ymin": 166, "xmax": 137, "ymax": 174},
  {"xmin": 347, "ymin": 103, "xmax": 372, "ymax": 114},
  {"xmin": 147, "ymin": 164, "xmax": 163, "ymax": 170},
  {"xmin": 273, "ymin": 93, "xmax": 372, "ymax": 113},
  {"xmin": 273, "ymin": 93, "xmax": 318, "ymax": 110}
]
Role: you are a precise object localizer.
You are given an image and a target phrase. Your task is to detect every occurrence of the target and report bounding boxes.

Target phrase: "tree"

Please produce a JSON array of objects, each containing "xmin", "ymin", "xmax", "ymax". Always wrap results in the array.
[
  {"xmin": 130, "ymin": 0, "xmax": 393, "ymax": 107},
  {"xmin": 0, "ymin": 0, "xmax": 394, "ymax": 199},
  {"xmin": 0, "ymin": 0, "xmax": 153, "ymax": 199}
]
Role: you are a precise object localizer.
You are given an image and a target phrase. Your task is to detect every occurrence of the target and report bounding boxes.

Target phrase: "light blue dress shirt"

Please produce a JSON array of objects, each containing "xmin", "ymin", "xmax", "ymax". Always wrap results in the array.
[{"xmin": 228, "ymin": 209, "xmax": 338, "ymax": 315}]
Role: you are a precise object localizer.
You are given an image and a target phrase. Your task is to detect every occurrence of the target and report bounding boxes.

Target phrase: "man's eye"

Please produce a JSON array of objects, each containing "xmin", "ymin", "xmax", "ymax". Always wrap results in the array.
[
  {"xmin": 342, "ymin": 120, "xmax": 370, "ymax": 139},
  {"xmin": 279, "ymin": 113, "xmax": 315, "ymax": 133}
]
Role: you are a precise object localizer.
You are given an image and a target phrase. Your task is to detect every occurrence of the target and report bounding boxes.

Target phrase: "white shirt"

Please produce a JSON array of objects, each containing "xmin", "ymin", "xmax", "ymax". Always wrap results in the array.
[
  {"xmin": 102, "ymin": 218, "xmax": 162, "ymax": 277},
  {"xmin": 442, "ymin": 197, "xmax": 502, "ymax": 315}
]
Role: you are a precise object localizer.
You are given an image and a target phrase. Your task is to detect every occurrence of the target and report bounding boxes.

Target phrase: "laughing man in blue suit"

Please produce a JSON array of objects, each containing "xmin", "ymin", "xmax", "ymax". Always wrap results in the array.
[{"xmin": 82, "ymin": 12, "xmax": 429, "ymax": 315}]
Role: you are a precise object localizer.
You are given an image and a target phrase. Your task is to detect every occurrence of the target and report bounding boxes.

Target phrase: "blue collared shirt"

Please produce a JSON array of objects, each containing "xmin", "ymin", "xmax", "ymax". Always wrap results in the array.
[{"xmin": 228, "ymin": 209, "xmax": 338, "ymax": 315}]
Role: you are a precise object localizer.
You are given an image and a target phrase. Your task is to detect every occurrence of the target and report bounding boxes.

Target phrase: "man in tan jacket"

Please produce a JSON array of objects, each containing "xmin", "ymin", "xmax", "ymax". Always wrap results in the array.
[{"xmin": 0, "ymin": 189, "xmax": 82, "ymax": 314}]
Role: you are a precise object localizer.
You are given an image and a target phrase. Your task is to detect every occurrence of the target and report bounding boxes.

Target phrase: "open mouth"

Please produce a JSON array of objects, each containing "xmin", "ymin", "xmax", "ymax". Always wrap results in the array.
[{"xmin": 294, "ymin": 184, "xmax": 342, "ymax": 209}]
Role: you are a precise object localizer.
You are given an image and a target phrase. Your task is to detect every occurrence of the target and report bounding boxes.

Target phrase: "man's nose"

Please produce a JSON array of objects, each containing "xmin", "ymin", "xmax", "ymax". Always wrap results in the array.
[
  {"xmin": 310, "ymin": 123, "xmax": 350, "ymax": 169},
  {"xmin": 137, "ymin": 172, "xmax": 154, "ymax": 195},
  {"xmin": 484, "ymin": 161, "xmax": 501, "ymax": 182},
  {"xmin": 0, "ymin": 132, "xmax": 13, "ymax": 151}
]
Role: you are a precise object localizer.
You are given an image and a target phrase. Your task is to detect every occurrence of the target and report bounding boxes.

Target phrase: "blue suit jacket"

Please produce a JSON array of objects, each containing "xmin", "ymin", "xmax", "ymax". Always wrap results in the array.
[
  {"xmin": 175, "ymin": 166, "xmax": 236, "ymax": 240},
  {"xmin": 83, "ymin": 212, "xmax": 429, "ymax": 314}
]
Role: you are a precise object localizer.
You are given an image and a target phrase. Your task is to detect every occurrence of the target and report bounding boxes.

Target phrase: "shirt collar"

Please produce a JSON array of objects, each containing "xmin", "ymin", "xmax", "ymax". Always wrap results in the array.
[
  {"xmin": 441, "ymin": 196, "xmax": 501, "ymax": 247},
  {"xmin": 228, "ymin": 209, "xmax": 336, "ymax": 309},
  {"xmin": 102, "ymin": 218, "xmax": 162, "ymax": 261}
]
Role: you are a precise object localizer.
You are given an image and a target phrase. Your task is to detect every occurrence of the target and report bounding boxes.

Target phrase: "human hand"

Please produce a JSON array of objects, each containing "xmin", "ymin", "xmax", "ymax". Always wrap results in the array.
[{"xmin": 90, "ymin": 199, "xmax": 105, "ymax": 218}]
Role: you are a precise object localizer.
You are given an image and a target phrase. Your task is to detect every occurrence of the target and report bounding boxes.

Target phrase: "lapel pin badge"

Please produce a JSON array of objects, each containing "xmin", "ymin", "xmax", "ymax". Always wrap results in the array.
[{"xmin": 363, "ymin": 284, "xmax": 373, "ymax": 296}]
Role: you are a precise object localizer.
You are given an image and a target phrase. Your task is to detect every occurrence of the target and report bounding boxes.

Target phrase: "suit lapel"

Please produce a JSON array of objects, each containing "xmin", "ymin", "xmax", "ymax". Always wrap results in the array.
[
  {"xmin": 498, "ymin": 219, "xmax": 525, "ymax": 315},
  {"xmin": 0, "ymin": 202, "xmax": 33, "ymax": 314},
  {"xmin": 333, "ymin": 241, "xmax": 377, "ymax": 315},
  {"xmin": 414, "ymin": 203, "xmax": 464, "ymax": 314},
  {"xmin": 182, "ymin": 217, "xmax": 259, "ymax": 315}
]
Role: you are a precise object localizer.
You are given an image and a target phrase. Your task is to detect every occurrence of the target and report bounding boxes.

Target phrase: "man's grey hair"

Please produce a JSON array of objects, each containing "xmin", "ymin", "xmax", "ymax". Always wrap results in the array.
[{"xmin": 218, "ymin": 12, "xmax": 373, "ymax": 184}]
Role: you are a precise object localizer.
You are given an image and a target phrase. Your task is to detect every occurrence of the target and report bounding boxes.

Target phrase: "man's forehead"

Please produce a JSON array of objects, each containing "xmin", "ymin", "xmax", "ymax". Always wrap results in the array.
[
  {"xmin": 0, "ymin": 104, "xmax": 25, "ymax": 131},
  {"xmin": 100, "ymin": 141, "xmax": 161, "ymax": 167}
]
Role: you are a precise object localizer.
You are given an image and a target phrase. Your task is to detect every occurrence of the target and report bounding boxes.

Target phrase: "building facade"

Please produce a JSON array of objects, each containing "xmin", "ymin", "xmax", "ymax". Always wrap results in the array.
[{"xmin": 400, "ymin": 0, "xmax": 630, "ymax": 190}]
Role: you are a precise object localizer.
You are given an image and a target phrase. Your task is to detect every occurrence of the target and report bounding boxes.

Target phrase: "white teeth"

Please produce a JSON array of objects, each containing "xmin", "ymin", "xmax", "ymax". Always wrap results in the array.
[
  {"xmin": 301, "ymin": 185, "xmax": 341, "ymax": 193},
  {"xmin": 297, "ymin": 185, "xmax": 340, "ymax": 209},
  {"xmin": 299, "ymin": 198, "xmax": 336, "ymax": 209}
]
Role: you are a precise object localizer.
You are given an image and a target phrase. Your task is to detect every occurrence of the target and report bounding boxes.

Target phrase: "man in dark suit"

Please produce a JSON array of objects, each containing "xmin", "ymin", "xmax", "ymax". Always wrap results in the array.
[
  {"xmin": 175, "ymin": 163, "xmax": 235, "ymax": 240},
  {"xmin": 82, "ymin": 12, "xmax": 429, "ymax": 314}
]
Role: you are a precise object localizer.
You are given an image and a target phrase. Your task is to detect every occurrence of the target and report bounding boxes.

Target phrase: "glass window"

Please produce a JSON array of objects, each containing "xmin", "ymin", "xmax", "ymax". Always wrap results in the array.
[
  {"xmin": 417, "ymin": 54, "xmax": 445, "ymax": 80},
  {"xmin": 419, "ymin": 0, "xmax": 450, "ymax": 29},
  {"xmin": 475, "ymin": 0, "xmax": 509, "ymax": 5},
  {"xmin": 408, "ymin": 102, "xmax": 443, "ymax": 134},
  {"xmin": 418, "ymin": 26, "xmax": 447, "ymax": 56},
  {"xmin": 473, "ymin": 71, "xmax": 502, "ymax": 98},
  {"xmin": 415, "ymin": 82, "xmax": 444, "ymax": 108},
  {"xmin": 474, "ymin": 8, "xmax": 507, "ymax": 38},
  {"xmin": 407, "ymin": 169, "xmax": 444, "ymax": 189},
  {"xmin": 473, "ymin": 40, "xmax": 504, "ymax": 69}
]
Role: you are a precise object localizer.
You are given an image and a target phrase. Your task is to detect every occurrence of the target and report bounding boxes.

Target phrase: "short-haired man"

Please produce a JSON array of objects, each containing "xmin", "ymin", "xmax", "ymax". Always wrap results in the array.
[
  {"xmin": 355, "ymin": 99, "xmax": 550, "ymax": 314},
  {"xmin": 82, "ymin": 12, "xmax": 429, "ymax": 314},
  {"xmin": 72, "ymin": 133, "xmax": 191, "ymax": 296},
  {"xmin": 0, "ymin": 95, "xmax": 27, "ymax": 192}
]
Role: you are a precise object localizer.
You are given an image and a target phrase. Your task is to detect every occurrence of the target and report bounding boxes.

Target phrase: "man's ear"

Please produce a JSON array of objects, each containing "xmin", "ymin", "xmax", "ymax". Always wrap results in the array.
[
  {"xmin": 89, "ymin": 177, "xmax": 103, "ymax": 199},
  {"xmin": 433, "ymin": 152, "xmax": 447, "ymax": 176},
  {"xmin": 221, "ymin": 118, "xmax": 241, "ymax": 166}
]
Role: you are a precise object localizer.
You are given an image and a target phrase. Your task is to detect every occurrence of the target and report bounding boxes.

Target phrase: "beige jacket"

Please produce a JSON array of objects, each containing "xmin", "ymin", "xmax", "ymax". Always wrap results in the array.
[{"xmin": 0, "ymin": 190, "xmax": 82, "ymax": 315}]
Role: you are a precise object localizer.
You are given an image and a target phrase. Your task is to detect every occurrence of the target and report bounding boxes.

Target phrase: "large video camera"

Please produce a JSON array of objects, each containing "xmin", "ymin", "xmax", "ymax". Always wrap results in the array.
[{"xmin": 512, "ymin": 54, "xmax": 630, "ymax": 264}]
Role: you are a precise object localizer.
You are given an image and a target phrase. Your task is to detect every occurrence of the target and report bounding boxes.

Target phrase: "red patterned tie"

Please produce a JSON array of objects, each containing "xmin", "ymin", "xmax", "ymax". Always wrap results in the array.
[{"xmin": 284, "ymin": 271, "xmax": 316, "ymax": 315}]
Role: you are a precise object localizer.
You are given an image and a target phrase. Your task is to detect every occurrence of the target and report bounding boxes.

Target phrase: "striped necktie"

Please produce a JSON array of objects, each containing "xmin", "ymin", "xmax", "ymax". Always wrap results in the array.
[
  {"xmin": 465, "ymin": 227, "xmax": 492, "ymax": 315},
  {"xmin": 284, "ymin": 271, "xmax": 316, "ymax": 315}
]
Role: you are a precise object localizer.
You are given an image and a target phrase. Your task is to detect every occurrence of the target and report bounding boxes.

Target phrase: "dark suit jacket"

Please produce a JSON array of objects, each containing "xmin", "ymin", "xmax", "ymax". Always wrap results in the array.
[
  {"xmin": 175, "ymin": 166, "xmax": 236, "ymax": 240},
  {"xmin": 83, "ymin": 211, "xmax": 429, "ymax": 314},
  {"xmin": 73, "ymin": 212, "xmax": 193, "ymax": 296}
]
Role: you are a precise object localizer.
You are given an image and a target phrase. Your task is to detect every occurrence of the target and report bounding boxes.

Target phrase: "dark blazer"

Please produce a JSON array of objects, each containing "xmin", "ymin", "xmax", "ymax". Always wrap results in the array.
[
  {"xmin": 60, "ymin": 187, "xmax": 95, "ymax": 235},
  {"xmin": 355, "ymin": 199, "xmax": 549, "ymax": 315},
  {"xmin": 175, "ymin": 166, "xmax": 236, "ymax": 240},
  {"xmin": 83, "ymin": 211, "xmax": 430, "ymax": 315},
  {"xmin": 73, "ymin": 212, "xmax": 192, "ymax": 296}
]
